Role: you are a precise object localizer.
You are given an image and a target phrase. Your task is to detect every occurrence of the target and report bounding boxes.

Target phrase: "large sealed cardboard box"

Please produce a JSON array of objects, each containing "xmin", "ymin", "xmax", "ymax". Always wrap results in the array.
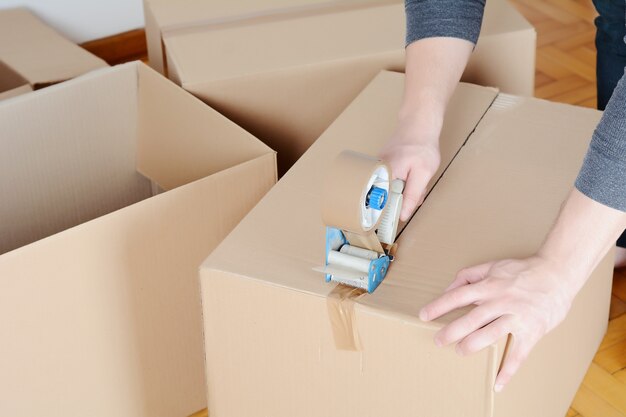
[
  {"xmin": 0, "ymin": 8, "xmax": 108, "ymax": 100},
  {"xmin": 161, "ymin": 0, "xmax": 534, "ymax": 175},
  {"xmin": 200, "ymin": 71, "xmax": 612, "ymax": 417},
  {"xmin": 0, "ymin": 62, "xmax": 276, "ymax": 417}
]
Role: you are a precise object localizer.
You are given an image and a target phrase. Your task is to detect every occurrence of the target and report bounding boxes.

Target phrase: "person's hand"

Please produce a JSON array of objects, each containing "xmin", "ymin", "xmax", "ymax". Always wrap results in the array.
[
  {"xmin": 419, "ymin": 256, "xmax": 579, "ymax": 392},
  {"xmin": 379, "ymin": 119, "xmax": 441, "ymax": 221}
]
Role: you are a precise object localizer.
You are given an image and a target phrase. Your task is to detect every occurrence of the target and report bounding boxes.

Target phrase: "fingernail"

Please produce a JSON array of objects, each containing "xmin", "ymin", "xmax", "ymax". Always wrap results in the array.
[
  {"xmin": 419, "ymin": 309, "xmax": 428, "ymax": 321},
  {"xmin": 494, "ymin": 384, "xmax": 503, "ymax": 393}
]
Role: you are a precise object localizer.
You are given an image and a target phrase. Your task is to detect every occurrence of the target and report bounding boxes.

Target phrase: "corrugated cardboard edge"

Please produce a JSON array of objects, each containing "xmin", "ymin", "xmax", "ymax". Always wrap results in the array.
[{"xmin": 144, "ymin": 0, "xmax": 167, "ymax": 74}]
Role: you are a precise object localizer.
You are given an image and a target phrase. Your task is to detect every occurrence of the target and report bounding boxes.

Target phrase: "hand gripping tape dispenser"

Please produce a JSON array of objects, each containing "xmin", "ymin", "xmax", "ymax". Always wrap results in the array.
[{"xmin": 314, "ymin": 150, "xmax": 405, "ymax": 293}]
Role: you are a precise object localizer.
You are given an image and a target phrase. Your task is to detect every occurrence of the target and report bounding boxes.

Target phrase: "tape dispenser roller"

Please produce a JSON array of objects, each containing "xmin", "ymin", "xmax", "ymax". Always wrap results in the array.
[{"xmin": 314, "ymin": 150, "xmax": 405, "ymax": 293}]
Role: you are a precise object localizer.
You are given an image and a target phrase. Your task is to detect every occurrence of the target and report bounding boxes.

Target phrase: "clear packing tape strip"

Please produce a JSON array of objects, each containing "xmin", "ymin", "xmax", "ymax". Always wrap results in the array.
[{"xmin": 326, "ymin": 284, "xmax": 366, "ymax": 351}]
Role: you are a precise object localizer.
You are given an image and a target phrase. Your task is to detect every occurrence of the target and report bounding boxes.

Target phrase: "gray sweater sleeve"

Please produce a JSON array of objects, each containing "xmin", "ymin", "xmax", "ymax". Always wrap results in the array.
[
  {"xmin": 575, "ymin": 69, "xmax": 626, "ymax": 212},
  {"xmin": 405, "ymin": 0, "xmax": 486, "ymax": 46}
]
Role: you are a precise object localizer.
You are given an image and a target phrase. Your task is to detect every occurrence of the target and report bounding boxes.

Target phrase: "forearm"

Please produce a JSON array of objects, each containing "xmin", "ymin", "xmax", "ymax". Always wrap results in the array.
[
  {"xmin": 539, "ymin": 189, "xmax": 626, "ymax": 296},
  {"xmin": 575, "ymin": 69, "xmax": 626, "ymax": 211},
  {"xmin": 400, "ymin": 0, "xmax": 485, "ymax": 144},
  {"xmin": 398, "ymin": 38, "xmax": 474, "ymax": 143}
]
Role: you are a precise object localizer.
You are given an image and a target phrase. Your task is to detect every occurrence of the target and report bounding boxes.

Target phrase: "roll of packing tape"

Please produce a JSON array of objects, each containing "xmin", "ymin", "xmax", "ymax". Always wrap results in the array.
[{"xmin": 321, "ymin": 151, "xmax": 390, "ymax": 234}]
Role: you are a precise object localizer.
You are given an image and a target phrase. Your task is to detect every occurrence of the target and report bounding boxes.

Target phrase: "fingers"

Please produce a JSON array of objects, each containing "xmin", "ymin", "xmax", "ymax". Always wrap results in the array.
[
  {"xmin": 446, "ymin": 262, "xmax": 496, "ymax": 291},
  {"xmin": 494, "ymin": 335, "xmax": 533, "ymax": 392},
  {"xmin": 434, "ymin": 303, "xmax": 503, "ymax": 347},
  {"xmin": 400, "ymin": 167, "xmax": 432, "ymax": 221},
  {"xmin": 455, "ymin": 315, "xmax": 513, "ymax": 355},
  {"xmin": 420, "ymin": 284, "xmax": 483, "ymax": 322}
]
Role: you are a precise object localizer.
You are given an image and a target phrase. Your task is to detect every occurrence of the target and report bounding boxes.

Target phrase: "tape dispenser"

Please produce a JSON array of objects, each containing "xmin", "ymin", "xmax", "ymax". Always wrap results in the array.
[{"xmin": 314, "ymin": 150, "xmax": 405, "ymax": 293}]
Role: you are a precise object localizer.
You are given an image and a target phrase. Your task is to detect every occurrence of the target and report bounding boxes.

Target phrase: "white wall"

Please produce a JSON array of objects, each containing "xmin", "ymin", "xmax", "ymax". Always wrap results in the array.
[{"xmin": 0, "ymin": 0, "xmax": 145, "ymax": 43}]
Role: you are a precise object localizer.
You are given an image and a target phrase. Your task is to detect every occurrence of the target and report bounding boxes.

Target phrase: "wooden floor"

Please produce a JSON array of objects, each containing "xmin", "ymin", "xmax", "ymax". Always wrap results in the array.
[
  {"xmin": 511, "ymin": 0, "xmax": 600, "ymax": 108},
  {"xmin": 82, "ymin": 2, "xmax": 625, "ymax": 417}
]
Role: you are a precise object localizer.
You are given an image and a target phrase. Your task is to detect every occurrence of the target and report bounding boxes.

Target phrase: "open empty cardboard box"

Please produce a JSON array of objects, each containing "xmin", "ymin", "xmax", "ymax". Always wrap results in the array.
[
  {"xmin": 159, "ymin": 0, "xmax": 534, "ymax": 175},
  {"xmin": 0, "ymin": 62, "xmax": 276, "ymax": 417},
  {"xmin": 200, "ymin": 71, "xmax": 612, "ymax": 417},
  {"xmin": 0, "ymin": 8, "xmax": 108, "ymax": 101}
]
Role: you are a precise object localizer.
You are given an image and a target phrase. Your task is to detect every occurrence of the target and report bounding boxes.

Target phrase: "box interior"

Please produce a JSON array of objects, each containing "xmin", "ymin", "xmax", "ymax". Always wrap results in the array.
[{"xmin": 0, "ymin": 62, "xmax": 272, "ymax": 255}]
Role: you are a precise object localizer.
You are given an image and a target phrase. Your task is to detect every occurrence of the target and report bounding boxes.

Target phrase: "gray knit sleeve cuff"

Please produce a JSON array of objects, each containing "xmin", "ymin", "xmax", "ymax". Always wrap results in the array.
[
  {"xmin": 575, "ymin": 70, "xmax": 626, "ymax": 212},
  {"xmin": 405, "ymin": 0, "xmax": 486, "ymax": 47}
]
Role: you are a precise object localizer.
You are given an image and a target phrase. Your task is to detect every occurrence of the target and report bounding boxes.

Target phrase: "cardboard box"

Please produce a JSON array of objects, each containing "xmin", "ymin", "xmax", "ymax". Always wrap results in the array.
[
  {"xmin": 0, "ymin": 7, "xmax": 108, "ymax": 99},
  {"xmin": 143, "ymin": 0, "xmax": 391, "ymax": 74},
  {"xmin": 160, "ymin": 0, "xmax": 534, "ymax": 175},
  {"xmin": 0, "ymin": 61, "xmax": 276, "ymax": 417},
  {"xmin": 467, "ymin": 0, "xmax": 536, "ymax": 97},
  {"xmin": 200, "ymin": 71, "xmax": 612, "ymax": 417}
]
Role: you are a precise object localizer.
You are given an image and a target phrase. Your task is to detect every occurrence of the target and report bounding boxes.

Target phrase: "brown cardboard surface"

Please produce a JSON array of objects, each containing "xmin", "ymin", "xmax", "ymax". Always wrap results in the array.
[
  {"xmin": 0, "ymin": 59, "xmax": 31, "ymax": 100},
  {"xmin": 164, "ymin": 3, "xmax": 406, "ymax": 174},
  {"xmin": 143, "ymin": 0, "xmax": 395, "ymax": 73},
  {"xmin": 162, "ymin": 0, "xmax": 534, "ymax": 175},
  {"xmin": 0, "ymin": 61, "xmax": 276, "ymax": 417},
  {"xmin": 468, "ymin": 0, "xmax": 536, "ymax": 97},
  {"xmin": 0, "ymin": 8, "xmax": 107, "ymax": 88},
  {"xmin": 200, "ymin": 72, "xmax": 610, "ymax": 416}
]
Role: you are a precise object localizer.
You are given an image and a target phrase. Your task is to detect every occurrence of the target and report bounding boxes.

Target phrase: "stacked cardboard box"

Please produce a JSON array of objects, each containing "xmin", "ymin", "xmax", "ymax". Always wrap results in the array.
[
  {"xmin": 145, "ymin": 0, "xmax": 535, "ymax": 174},
  {"xmin": 0, "ymin": 62, "xmax": 276, "ymax": 417},
  {"xmin": 143, "ymin": 0, "xmax": 395, "ymax": 74},
  {"xmin": 200, "ymin": 71, "xmax": 612, "ymax": 417},
  {"xmin": 0, "ymin": 8, "xmax": 108, "ymax": 100}
]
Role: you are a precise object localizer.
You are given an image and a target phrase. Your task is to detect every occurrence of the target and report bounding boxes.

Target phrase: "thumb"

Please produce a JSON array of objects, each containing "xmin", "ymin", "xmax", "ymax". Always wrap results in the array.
[
  {"xmin": 400, "ymin": 167, "xmax": 431, "ymax": 221},
  {"xmin": 446, "ymin": 261, "xmax": 496, "ymax": 291}
]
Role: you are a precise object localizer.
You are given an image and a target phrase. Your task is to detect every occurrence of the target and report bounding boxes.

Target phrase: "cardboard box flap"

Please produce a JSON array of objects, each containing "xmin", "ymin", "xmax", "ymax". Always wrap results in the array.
[
  {"xmin": 203, "ymin": 71, "xmax": 497, "ymax": 301},
  {"xmin": 164, "ymin": 3, "xmax": 404, "ymax": 85},
  {"xmin": 136, "ymin": 63, "xmax": 275, "ymax": 191},
  {"xmin": 0, "ymin": 8, "xmax": 107, "ymax": 87},
  {"xmin": 480, "ymin": 0, "xmax": 534, "ymax": 37}
]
